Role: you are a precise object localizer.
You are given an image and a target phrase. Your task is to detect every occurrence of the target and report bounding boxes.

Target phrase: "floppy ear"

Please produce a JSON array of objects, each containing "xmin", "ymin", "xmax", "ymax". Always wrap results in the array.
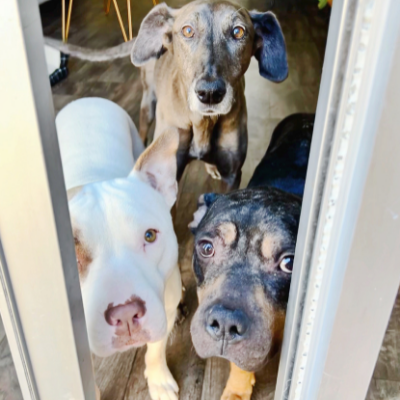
[
  {"xmin": 131, "ymin": 3, "xmax": 177, "ymax": 66},
  {"xmin": 132, "ymin": 128, "xmax": 179, "ymax": 208},
  {"xmin": 188, "ymin": 193, "xmax": 219, "ymax": 233},
  {"xmin": 250, "ymin": 11, "xmax": 288, "ymax": 82}
]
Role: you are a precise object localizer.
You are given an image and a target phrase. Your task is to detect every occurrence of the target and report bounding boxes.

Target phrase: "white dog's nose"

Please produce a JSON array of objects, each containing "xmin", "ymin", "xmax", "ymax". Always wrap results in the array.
[{"xmin": 104, "ymin": 297, "xmax": 146, "ymax": 330}]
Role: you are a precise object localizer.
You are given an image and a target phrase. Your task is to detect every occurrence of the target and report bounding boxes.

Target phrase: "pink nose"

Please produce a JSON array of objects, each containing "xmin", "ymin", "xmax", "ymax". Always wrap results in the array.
[{"xmin": 104, "ymin": 297, "xmax": 146, "ymax": 328}]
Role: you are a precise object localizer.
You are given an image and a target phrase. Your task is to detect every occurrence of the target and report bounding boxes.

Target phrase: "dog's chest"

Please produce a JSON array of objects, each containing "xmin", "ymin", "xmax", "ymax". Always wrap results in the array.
[{"xmin": 189, "ymin": 115, "xmax": 219, "ymax": 159}]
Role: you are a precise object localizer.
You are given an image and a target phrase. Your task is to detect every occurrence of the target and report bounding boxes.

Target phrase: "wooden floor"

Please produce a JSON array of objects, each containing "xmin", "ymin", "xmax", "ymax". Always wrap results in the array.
[{"xmin": 1, "ymin": 0, "xmax": 399, "ymax": 399}]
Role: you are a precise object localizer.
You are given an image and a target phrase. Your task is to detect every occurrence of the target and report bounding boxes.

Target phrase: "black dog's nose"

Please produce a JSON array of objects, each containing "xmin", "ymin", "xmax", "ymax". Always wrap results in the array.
[
  {"xmin": 206, "ymin": 305, "xmax": 249, "ymax": 341},
  {"xmin": 195, "ymin": 78, "xmax": 227, "ymax": 105}
]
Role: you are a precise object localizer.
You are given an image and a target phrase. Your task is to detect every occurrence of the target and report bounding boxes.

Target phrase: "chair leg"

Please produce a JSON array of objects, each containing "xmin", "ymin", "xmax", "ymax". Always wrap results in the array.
[
  {"xmin": 112, "ymin": 0, "xmax": 128, "ymax": 42},
  {"xmin": 62, "ymin": 0, "xmax": 66, "ymax": 42},
  {"xmin": 104, "ymin": 0, "xmax": 111, "ymax": 15},
  {"xmin": 65, "ymin": 0, "xmax": 74, "ymax": 41},
  {"xmin": 127, "ymin": 0, "xmax": 132, "ymax": 40}
]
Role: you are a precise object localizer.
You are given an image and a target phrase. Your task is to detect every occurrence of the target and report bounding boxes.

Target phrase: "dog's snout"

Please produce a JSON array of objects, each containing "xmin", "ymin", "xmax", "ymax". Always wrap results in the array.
[
  {"xmin": 206, "ymin": 305, "xmax": 249, "ymax": 341},
  {"xmin": 105, "ymin": 297, "xmax": 146, "ymax": 327},
  {"xmin": 195, "ymin": 78, "xmax": 227, "ymax": 105}
]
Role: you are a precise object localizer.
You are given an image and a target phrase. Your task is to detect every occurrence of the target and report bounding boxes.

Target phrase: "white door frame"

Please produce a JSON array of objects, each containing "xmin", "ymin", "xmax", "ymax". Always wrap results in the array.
[
  {"xmin": 275, "ymin": 0, "xmax": 400, "ymax": 399},
  {"xmin": 0, "ymin": 0, "xmax": 96, "ymax": 399},
  {"xmin": 1, "ymin": 0, "xmax": 400, "ymax": 399}
]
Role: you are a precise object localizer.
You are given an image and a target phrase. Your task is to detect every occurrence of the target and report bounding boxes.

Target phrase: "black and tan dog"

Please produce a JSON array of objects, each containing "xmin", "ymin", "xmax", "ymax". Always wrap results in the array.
[{"xmin": 189, "ymin": 113, "xmax": 314, "ymax": 399}]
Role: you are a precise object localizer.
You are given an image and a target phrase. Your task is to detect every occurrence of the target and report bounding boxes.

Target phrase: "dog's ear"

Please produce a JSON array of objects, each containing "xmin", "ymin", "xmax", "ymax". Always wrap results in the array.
[
  {"xmin": 132, "ymin": 128, "xmax": 179, "ymax": 208},
  {"xmin": 131, "ymin": 3, "xmax": 177, "ymax": 66},
  {"xmin": 250, "ymin": 11, "xmax": 288, "ymax": 82},
  {"xmin": 189, "ymin": 193, "xmax": 219, "ymax": 234}
]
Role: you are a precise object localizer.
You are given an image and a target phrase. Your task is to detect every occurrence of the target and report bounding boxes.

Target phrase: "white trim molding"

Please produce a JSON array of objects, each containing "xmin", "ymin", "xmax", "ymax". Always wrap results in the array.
[
  {"xmin": 291, "ymin": 0, "xmax": 377, "ymax": 397},
  {"xmin": 275, "ymin": 0, "xmax": 400, "ymax": 399},
  {"xmin": 0, "ymin": 0, "xmax": 96, "ymax": 398}
]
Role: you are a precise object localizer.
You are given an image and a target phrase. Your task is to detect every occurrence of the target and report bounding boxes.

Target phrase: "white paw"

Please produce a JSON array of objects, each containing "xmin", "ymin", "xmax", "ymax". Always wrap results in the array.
[
  {"xmin": 205, "ymin": 163, "xmax": 222, "ymax": 180},
  {"xmin": 145, "ymin": 365, "xmax": 179, "ymax": 400}
]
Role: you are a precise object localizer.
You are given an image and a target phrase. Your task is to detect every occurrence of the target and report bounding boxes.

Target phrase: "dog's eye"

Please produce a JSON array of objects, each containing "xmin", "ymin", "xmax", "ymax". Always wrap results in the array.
[
  {"xmin": 182, "ymin": 25, "xmax": 194, "ymax": 38},
  {"xmin": 199, "ymin": 240, "xmax": 214, "ymax": 257},
  {"xmin": 232, "ymin": 26, "xmax": 245, "ymax": 39},
  {"xmin": 144, "ymin": 229, "xmax": 157, "ymax": 243},
  {"xmin": 279, "ymin": 256, "xmax": 294, "ymax": 273}
]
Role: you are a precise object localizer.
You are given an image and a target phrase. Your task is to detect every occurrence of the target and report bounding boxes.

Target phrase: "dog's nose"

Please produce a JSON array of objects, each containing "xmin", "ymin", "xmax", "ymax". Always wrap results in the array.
[
  {"xmin": 195, "ymin": 78, "xmax": 227, "ymax": 105},
  {"xmin": 206, "ymin": 305, "xmax": 249, "ymax": 341},
  {"xmin": 104, "ymin": 298, "xmax": 146, "ymax": 327}
]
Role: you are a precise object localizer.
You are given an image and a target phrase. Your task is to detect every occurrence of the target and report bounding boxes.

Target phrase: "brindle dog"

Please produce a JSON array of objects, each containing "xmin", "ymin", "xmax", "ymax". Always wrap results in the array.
[
  {"xmin": 131, "ymin": 0, "xmax": 288, "ymax": 189},
  {"xmin": 189, "ymin": 113, "xmax": 314, "ymax": 399}
]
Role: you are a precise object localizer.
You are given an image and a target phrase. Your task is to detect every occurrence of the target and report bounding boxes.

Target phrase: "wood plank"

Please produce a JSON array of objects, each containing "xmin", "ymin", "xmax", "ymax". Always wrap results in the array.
[
  {"xmin": 200, "ymin": 353, "xmax": 280, "ymax": 400},
  {"xmin": 123, "ymin": 346, "xmax": 149, "ymax": 400},
  {"xmin": 93, "ymin": 349, "xmax": 137, "ymax": 400},
  {"xmin": 252, "ymin": 352, "xmax": 280, "ymax": 400},
  {"xmin": 0, "ymin": 319, "xmax": 23, "ymax": 400},
  {"xmin": 200, "ymin": 358, "xmax": 230, "ymax": 400}
]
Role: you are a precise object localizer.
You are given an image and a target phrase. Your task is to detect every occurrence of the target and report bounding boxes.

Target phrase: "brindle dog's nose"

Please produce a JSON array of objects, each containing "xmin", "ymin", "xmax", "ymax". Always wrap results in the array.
[
  {"xmin": 105, "ymin": 297, "xmax": 146, "ymax": 327},
  {"xmin": 206, "ymin": 305, "xmax": 249, "ymax": 341},
  {"xmin": 195, "ymin": 78, "xmax": 227, "ymax": 105}
]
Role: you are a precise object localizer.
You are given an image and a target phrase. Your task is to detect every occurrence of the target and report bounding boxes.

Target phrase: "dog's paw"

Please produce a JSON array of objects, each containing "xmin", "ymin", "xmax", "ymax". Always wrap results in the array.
[
  {"xmin": 221, "ymin": 387, "xmax": 252, "ymax": 400},
  {"xmin": 221, "ymin": 368, "xmax": 255, "ymax": 400},
  {"xmin": 145, "ymin": 365, "xmax": 179, "ymax": 400},
  {"xmin": 205, "ymin": 163, "xmax": 222, "ymax": 180}
]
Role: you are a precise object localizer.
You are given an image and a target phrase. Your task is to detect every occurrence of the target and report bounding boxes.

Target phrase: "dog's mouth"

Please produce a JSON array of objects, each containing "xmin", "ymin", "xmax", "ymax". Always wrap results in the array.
[
  {"xmin": 191, "ymin": 328, "xmax": 270, "ymax": 371},
  {"xmin": 194, "ymin": 101, "xmax": 233, "ymax": 116},
  {"xmin": 200, "ymin": 108, "xmax": 222, "ymax": 116}
]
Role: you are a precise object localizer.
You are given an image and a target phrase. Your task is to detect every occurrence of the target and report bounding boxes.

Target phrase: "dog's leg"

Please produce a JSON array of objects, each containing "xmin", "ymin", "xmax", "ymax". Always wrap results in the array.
[
  {"xmin": 208, "ymin": 111, "xmax": 247, "ymax": 190},
  {"xmin": 214, "ymin": 126, "xmax": 247, "ymax": 190},
  {"xmin": 139, "ymin": 63, "xmax": 157, "ymax": 144},
  {"xmin": 139, "ymin": 92, "xmax": 156, "ymax": 144},
  {"xmin": 176, "ymin": 130, "xmax": 192, "ymax": 181},
  {"xmin": 221, "ymin": 362, "xmax": 255, "ymax": 400},
  {"xmin": 213, "ymin": 148, "xmax": 243, "ymax": 191},
  {"xmin": 145, "ymin": 266, "xmax": 181, "ymax": 400}
]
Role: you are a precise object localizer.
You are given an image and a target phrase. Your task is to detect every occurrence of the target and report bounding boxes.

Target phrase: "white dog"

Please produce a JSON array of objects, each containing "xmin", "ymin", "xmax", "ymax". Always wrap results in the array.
[{"xmin": 56, "ymin": 97, "xmax": 182, "ymax": 400}]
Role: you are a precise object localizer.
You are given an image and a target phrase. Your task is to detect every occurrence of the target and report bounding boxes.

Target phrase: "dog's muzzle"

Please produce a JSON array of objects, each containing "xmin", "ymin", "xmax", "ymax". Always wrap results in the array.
[{"xmin": 190, "ymin": 300, "xmax": 272, "ymax": 371}]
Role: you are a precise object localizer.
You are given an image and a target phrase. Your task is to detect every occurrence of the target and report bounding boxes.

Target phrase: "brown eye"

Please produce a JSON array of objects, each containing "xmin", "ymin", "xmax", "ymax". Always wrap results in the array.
[
  {"xmin": 145, "ymin": 229, "xmax": 157, "ymax": 243},
  {"xmin": 279, "ymin": 256, "xmax": 294, "ymax": 273},
  {"xmin": 182, "ymin": 25, "xmax": 195, "ymax": 38},
  {"xmin": 232, "ymin": 26, "xmax": 245, "ymax": 39},
  {"xmin": 199, "ymin": 240, "xmax": 214, "ymax": 257}
]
